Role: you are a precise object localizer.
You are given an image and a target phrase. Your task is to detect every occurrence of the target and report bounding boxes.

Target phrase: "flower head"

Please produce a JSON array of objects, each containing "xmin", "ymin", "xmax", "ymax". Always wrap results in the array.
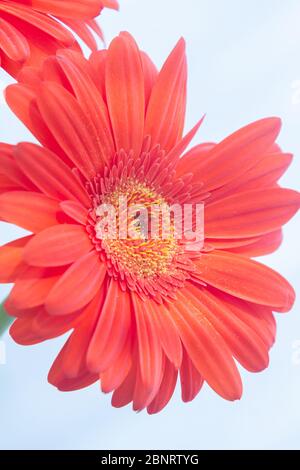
[
  {"xmin": 0, "ymin": 33, "xmax": 299, "ymax": 413},
  {"xmin": 0, "ymin": 0, "xmax": 119, "ymax": 77}
]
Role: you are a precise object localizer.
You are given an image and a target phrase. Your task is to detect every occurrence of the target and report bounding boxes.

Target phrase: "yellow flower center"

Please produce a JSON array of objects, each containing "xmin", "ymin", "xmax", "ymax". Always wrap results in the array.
[{"xmin": 95, "ymin": 179, "xmax": 180, "ymax": 279}]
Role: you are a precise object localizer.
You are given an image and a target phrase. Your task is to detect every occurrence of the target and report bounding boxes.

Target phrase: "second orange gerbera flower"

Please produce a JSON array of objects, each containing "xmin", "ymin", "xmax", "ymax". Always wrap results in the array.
[
  {"xmin": 0, "ymin": 0, "xmax": 119, "ymax": 77},
  {"xmin": 0, "ymin": 33, "xmax": 299, "ymax": 413}
]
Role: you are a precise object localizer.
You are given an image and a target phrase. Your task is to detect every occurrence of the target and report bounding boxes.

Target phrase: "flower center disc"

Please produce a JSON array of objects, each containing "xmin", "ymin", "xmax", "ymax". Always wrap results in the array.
[{"xmin": 95, "ymin": 180, "xmax": 180, "ymax": 279}]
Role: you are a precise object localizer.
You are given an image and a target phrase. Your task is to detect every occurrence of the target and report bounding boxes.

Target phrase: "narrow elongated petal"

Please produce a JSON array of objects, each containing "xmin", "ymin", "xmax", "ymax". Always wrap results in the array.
[
  {"xmin": 150, "ymin": 301, "xmax": 182, "ymax": 369},
  {"xmin": 145, "ymin": 38, "xmax": 187, "ymax": 152},
  {"xmin": 228, "ymin": 230, "xmax": 283, "ymax": 257},
  {"xmin": 46, "ymin": 251, "xmax": 106, "ymax": 315},
  {"xmin": 132, "ymin": 295, "xmax": 163, "ymax": 410},
  {"xmin": 141, "ymin": 51, "xmax": 158, "ymax": 107},
  {"xmin": 60, "ymin": 200, "xmax": 88, "ymax": 225},
  {"xmin": 106, "ymin": 32, "xmax": 145, "ymax": 158},
  {"xmin": 111, "ymin": 361, "xmax": 137, "ymax": 409},
  {"xmin": 205, "ymin": 188, "xmax": 300, "ymax": 238},
  {"xmin": 208, "ymin": 152, "xmax": 293, "ymax": 203},
  {"xmin": 0, "ymin": 236, "xmax": 30, "ymax": 283},
  {"xmin": 62, "ymin": 19, "xmax": 97, "ymax": 51},
  {"xmin": 101, "ymin": 0, "xmax": 119, "ymax": 9},
  {"xmin": 56, "ymin": 292, "xmax": 104, "ymax": 380},
  {"xmin": 15, "ymin": 143, "xmax": 90, "ymax": 207},
  {"xmin": 89, "ymin": 50, "xmax": 107, "ymax": 98},
  {"xmin": 179, "ymin": 118, "xmax": 281, "ymax": 191},
  {"xmin": 100, "ymin": 333, "xmax": 133, "ymax": 394},
  {"xmin": 175, "ymin": 142, "xmax": 216, "ymax": 178},
  {"xmin": 186, "ymin": 285, "xmax": 270, "ymax": 372},
  {"xmin": 32, "ymin": 308, "xmax": 81, "ymax": 339},
  {"xmin": 180, "ymin": 347, "xmax": 204, "ymax": 403},
  {"xmin": 48, "ymin": 335, "xmax": 98, "ymax": 391},
  {"xmin": 9, "ymin": 312, "xmax": 45, "ymax": 346},
  {"xmin": 0, "ymin": 151, "xmax": 33, "ymax": 191},
  {"xmin": 206, "ymin": 234, "xmax": 281, "ymax": 257},
  {"xmin": 0, "ymin": 18, "xmax": 29, "ymax": 62},
  {"xmin": 166, "ymin": 117, "xmax": 205, "ymax": 166},
  {"xmin": 213, "ymin": 291, "xmax": 276, "ymax": 349},
  {"xmin": 36, "ymin": 82, "xmax": 103, "ymax": 178},
  {"xmin": 0, "ymin": 3, "xmax": 74, "ymax": 44},
  {"xmin": 87, "ymin": 282, "xmax": 132, "ymax": 373},
  {"xmin": 7, "ymin": 269, "xmax": 60, "ymax": 312},
  {"xmin": 172, "ymin": 293, "xmax": 242, "ymax": 401},
  {"xmin": 31, "ymin": 1, "xmax": 103, "ymax": 19},
  {"xmin": 9, "ymin": 305, "xmax": 80, "ymax": 342},
  {"xmin": 195, "ymin": 251, "xmax": 295, "ymax": 312},
  {"xmin": 0, "ymin": 191, "xmax": 59, "ymax": 232},
  {"xmin": 147, "ymin": 358, "xmax": 178, "ymax": 414},
  {"xmin": 5, "ymin": 84, "xmax": 68, "ymax": 160},
  {"xmin": 55, "ymin": 52, "xmax": 115, "ymax": 168},
  {"xmin": 23, "ymin": 224, "xmax": 92, "ymax": 267}
]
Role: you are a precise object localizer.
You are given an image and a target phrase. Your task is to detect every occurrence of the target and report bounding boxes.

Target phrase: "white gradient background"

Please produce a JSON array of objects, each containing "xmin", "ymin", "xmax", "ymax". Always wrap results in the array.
[{"xmin": 0, "ymin": 0, "xmax": 300, "ymax": 450}]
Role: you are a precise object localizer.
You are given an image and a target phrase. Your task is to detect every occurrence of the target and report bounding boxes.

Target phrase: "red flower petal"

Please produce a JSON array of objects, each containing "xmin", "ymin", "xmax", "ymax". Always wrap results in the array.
[
  {"xmin": 0, "ymin": 236, "xmax": 30, "ymax": 283},
  {"xmin": 147, "ymin": 357, "xmax": 178, "ymax": 414},
  {"xmin": 23, "ymin": 224, "xmax": 92, "ymax": 267},
  {"xmin": 145, "ymin": 38, "xmax": 187, "ymax": 152},
  {"xmin": 140, "ymin": 51, "xmax": 158, "ymax": 107},
  {"xmin": 186, "ymin": 285, "xmax": 270, "ymax": 372},
  {"xmin": 132, "ymin": 294, "xmax": 163, "ymax": 410},
  {"xmin": 54, "ymin": 292, "xmax": 104, "ymax": 380},
  {"xmin": 7, "ymin": 268, "xmax": 60, "ymax": 312},
  {"xmin": 60, "ymin": 200, "xmax": 88, "ymax": 225},
  {"xmin": 9, "ymin": 313, "xmax": 43, "ymax": 346},
  {"xmin": 100, "ymin": 0, "xmax": 119, "ymax": 9},
  {"xmin": 87, "ymin": 282, "xmax": 132, "ymax": 373},
  {"xmin": 166, "ymin": 117, "xmax": 205, "ymax": 166},
  {"xmin": 55, "ymin": 51, "xmax": 115, "ymax": 169},
  {"xmin": 33, "ymin": 308, "xmax": 81, "ymax": 339},
  {"xmin": 214, "ymin": 292, "xmax": 276, "ymax": 349},
  {"xmin": 208, "ymin": 151, "xmax": 293, "ymax": 203},
  {"xmin": 36, "ymin": 82, "xmax": 103, "ymax": 179},
  {"xmin": 10, "ymin": 307, "xmax": 78, "ymax": 345},
  {"xmin": 205, "ymin": 188, "xmax": 300, "ymax": 238},
  {"xmin": 0, "ymin": 191, "xmax": 59, "ymax": 232},
  {"xmin": 45, "ymin": 250, "xmax": 106, "ymax": 315},
  {"xmin": 48, "ymin": 334, "xmax": 98, "ymax": 391},
  {"xmin": 179, "ymin": 347, "xmax": 204, "ymax": 403},
  {"xmin": 111, "ymin": 360, "xmax": 137, "ymax": 409},
  {"xmin": 175, "ymin": 142, "xmax": 215, "ymax": 178},
  {"xmin": 5, "ymin": 84, "xmax": 68, "ymax": 160},
  {"xmin": 31, "ymin": 0, "xmax": 104, "ymax": 19},
  {"xmin": 100, "ymin": 332, "xmax": 133, "ymax": 394},
  {"xmin": 0, "ymin": 18, "xmax": 29, "ymax": 62},
  {"xmin": 9, "ymin": 306, "xmax": 80, "ymax": 345},
  {"xmin": 15, "ymin": 142, "xmax": 90, "ymax": 207},
  {"xmin": 195, "ymin": 250, "xmax": 295, "ymax": 312},
  {"xmin": 0, "ymin": 147, "xmax": 33, "ymax": 191},
  {"xmin": 228, "ymin": 230, "xmax": 283, "ymax": 257},
  {"xmin": 178, "ymin": 118, "xmax": 281, "ymax": 191},
  {"xmin": 89, "ymin": 50, "xmax": 107, "ymax": 98},
  {"xmin": 0, "ymin": 2, "xmax": 74, "ymax": 44},
  {"xmin": 106, "ymin": 32, "xmax": 145, "ymax": 158},
  {"xmin": 62, "ymin": 19, "xmax": 97, "ymax": 51},
  {"xmin": 150, "ymin": 301, "xmax": 182, "ymax": 369},
  {"xmin": 172, "ymin": 292, "xmax": 242, "ymax": 401}
]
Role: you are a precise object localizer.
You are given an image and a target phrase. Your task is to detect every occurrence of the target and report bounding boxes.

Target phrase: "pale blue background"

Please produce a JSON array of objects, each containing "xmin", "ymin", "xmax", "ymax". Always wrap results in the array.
[{"xmin": 0, "ymin": 0, "xmax": 299, "ymax": 450}]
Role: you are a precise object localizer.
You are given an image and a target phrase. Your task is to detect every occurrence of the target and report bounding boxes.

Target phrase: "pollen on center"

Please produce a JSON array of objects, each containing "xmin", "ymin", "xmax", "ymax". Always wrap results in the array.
[{"xmin": 94, "ymin": 179, "xmax": 180, "ymax": 279}]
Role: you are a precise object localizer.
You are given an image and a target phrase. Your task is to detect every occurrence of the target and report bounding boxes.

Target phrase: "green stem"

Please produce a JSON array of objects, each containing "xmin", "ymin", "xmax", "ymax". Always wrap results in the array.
[{"xmin": 0, "ymin": 301, "xmax": 12, "ymax": 337}]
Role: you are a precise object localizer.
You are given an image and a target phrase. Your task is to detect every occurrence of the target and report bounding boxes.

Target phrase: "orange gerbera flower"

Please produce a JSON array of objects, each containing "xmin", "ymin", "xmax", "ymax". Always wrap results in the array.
[
  {"xmin": 0, "ymin": 33, "xmax": 299, "ymax": 413},
  {"xmin": 0, "ymin": 0, "xmax": 118, "ymax": 77}
]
